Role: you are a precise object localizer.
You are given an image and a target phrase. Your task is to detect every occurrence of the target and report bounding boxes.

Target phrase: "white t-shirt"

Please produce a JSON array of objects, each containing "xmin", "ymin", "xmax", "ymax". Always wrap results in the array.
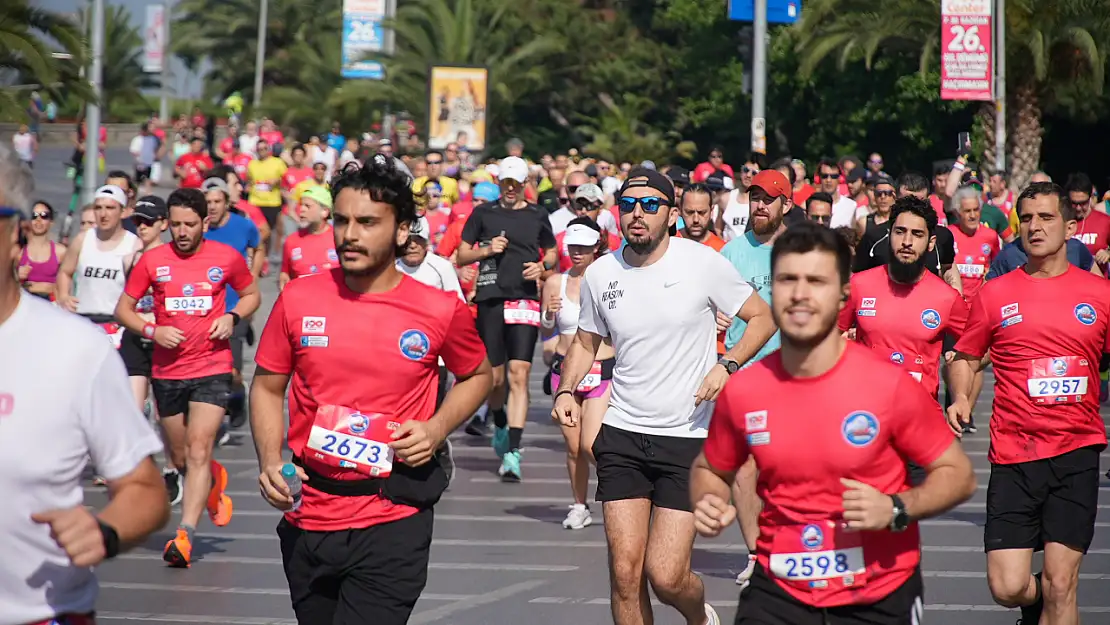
[
  {"xmin": 238, "ymin": 133, "xmax": 260, "ymax": 158},
  {"xmin": 595, "ymin": 209, "xmax": 618, "ymax": 235},
  {"xmin": 12, "ymin": 132, "xmax": 34, "ymax": 162},
  {"xmin": 548, "ymin": 207, "xmax": 575, "ymax": 236},
  {"xmin": 314, "ymin": 146, "xmax": 338, "ymax": 180},
  {"xmin": 0, "ymin": 294, "xmax": 164, "ymax": 625},
  {"xmin": 829, "ymin": 195, "xmax": 859, "ymax": 229},
  {"xmin": 396, "ymin": 253, "xmax": 465, "ymax": 302},
  {"xmin": 578, "ymin": 237, "xmax": 754, "ymax": 437}
]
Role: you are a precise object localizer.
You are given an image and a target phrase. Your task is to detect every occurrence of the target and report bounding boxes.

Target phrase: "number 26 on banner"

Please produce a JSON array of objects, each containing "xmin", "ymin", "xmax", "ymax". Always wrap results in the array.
[
  {"xmin": 947, "ymin": 24, "xmax": 984, "ymax": 52},
  {"xmin": 348, "ymin": 20, "xmax": 380, "ymax": 44}
]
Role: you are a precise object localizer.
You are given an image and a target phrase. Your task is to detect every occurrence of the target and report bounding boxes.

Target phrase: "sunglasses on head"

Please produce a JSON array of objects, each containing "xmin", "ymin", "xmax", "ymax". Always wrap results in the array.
[{"xmin": 617, "ymin": 196, "xmax": 669, "ymax": 214}]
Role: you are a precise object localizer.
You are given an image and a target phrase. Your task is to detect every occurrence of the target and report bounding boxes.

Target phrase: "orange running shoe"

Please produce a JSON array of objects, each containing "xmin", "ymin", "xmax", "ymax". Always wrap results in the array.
[
  {"xmin": 206, "ymin": 459, "xmax": 233, "ymax": 527},
  {"xmin": 162, "ymin": 528, "xmax": 192, "ymax": 568}
]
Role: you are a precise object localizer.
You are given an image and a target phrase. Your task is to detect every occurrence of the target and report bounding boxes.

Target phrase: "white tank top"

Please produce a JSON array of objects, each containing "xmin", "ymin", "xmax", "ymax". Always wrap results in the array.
[
  {"xmin": 555, "ymin": 273, "xmax": 581, "ymax": 336},
  {"xmin": 720, "ymin": 189, "xmax": 750, "ymax": 242},
  {"xmin": 74, "ymin": 230, "xmax": 137, "ymax": 316}
]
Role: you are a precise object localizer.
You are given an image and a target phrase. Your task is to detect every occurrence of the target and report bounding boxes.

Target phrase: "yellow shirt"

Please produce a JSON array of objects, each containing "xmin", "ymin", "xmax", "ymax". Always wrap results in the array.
[
  {"xmin": 1008, "ymin": 203, "xmax": 1020, "ymax": 235},
  {"xmin": 412, "ymin": 176, "xmax": 459, "ymax": 206},
  {"xmin": 248, "ymin": 157, "xmax": 287, "ymax": 208}
]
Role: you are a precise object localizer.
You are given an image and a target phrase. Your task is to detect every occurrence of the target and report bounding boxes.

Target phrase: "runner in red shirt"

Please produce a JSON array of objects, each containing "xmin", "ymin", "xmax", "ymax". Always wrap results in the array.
[
  {"xmin": 280, "ymin": 186, "xmax": 338, "ymax": 289},
  {"xmin": 839, "ymin": 197, "xmax": 969, "ymax": 400},
  {"xmin": 1064, "ymin": 172, "xmax": 1110, "ymax": 273},
  {"xmin": 115, "ymin": 188, "xmax": 260, "ymax": 569},
  {"xmin": 691, "ymin": 222, "xmax": 975, "ymax": 624},
  {"xmin": 948, "ymin": 181, "xmax": 1110, "ymax": 625},
  {"xmin": 175, "ymin": 136, "xmax": 214, "ymax": 189},
  {"xmin": 250, "ymin": 156, "xmax": 492, "ymax": 625},
  {"xmin": 948, "ymin": 188, "xmax": 1001, "ymax": 301},
  {"xmin": 281, "ymin": 143, "xmax": 314, "ymax": 218},
  {"xmin": 226, "ymin": 140, "xmax": 254, "ymax": 182}
]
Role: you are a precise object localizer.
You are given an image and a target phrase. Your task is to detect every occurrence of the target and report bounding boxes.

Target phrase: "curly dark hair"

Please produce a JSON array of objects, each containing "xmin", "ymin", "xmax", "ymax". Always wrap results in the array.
[{"xmin": 330, "ymin": 154, "xmax": 418, "ymax": 258}]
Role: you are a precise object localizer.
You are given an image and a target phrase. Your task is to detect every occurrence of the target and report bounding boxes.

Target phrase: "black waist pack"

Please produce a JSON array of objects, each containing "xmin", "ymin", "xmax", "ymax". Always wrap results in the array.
[{"xmin": 293, "ymin": 455, "xmax": 448, "ymax": 509}]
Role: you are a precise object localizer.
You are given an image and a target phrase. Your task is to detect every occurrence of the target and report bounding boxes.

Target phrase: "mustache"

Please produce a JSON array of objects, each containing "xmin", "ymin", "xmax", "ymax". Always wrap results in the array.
[{"xmin": 338, "ymin": 241, "xmax": 368, "ymax": 255}]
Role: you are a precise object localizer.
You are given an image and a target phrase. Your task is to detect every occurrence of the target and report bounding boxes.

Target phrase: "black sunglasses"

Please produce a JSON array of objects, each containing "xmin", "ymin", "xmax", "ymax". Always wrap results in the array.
[{"xmin": 32, "ymin": 211, "xmax": 53, "ymax": 220}]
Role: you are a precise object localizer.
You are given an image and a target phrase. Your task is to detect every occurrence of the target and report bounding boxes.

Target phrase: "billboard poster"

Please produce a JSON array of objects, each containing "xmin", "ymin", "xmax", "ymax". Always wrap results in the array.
[
  {"xmin": 427, "ymin": 66, "xmax": 488, "ymax": 152},
  {"xmin": 142, "ymin": 5, "xmax": 164, "ymax": 74},
  {"xmin": 342, "ymin": 0, "xmax": 386, "ymax": 80},
  {"xmin": 940, "ymin": 0, "xmax": 993, "ymax": 101}
]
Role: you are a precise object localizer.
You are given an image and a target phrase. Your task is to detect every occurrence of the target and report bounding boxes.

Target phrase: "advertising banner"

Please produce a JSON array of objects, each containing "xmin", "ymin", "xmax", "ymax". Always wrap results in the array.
[
  {"xmin": 940, "ymin": 0, "xmax": 993, "ymax": 101},
  {"xmin": 427, "ymin": 66, "xmax": 488, "ymax": 152},
  {"xmin": 342, "ymin": 0, "xmax": 386, "ymax": 80},
  {"xmin": 142, "ymin": 5, "xmax": 164, "ymax": 74}
]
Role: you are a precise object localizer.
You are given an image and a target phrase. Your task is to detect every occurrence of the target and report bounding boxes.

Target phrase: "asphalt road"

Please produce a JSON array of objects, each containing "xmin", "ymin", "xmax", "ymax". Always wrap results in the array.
[{"xmin": 26, "ymin": 147, "xmax": 1110, "ymax": 624}]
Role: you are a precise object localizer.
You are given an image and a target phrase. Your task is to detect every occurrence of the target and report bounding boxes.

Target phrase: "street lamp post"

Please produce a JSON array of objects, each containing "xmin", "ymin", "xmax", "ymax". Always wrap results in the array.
[
  {"xmin": 750, "ymin": 0, "xmax": 767, "ymax": 155},
  {"xmin": 82, "ymin": 0, "xmax": 104, "ymax": 206},
  {"xmin": 253, "ymin": 0, "xmax": 269, "ymax": 108}
]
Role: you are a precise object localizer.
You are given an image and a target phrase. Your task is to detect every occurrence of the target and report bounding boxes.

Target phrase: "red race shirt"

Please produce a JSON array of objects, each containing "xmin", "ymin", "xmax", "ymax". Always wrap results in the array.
[
  {"xmin": 229, "ymin": 153, "xmax": 254, "ymax": 182},
  {"xmin": 793, "ymin": 183, "xmax": 815, "ymax": 208},
  {"xmin": 281, "ymin": 227, "xmax": 338, "ymax": 280},
  {"xmin": 425, "ymin": 210, "xmax": 451, "ymax": 252},
  {"xmin": 1074, "ymin": 209, "xmax": 1110, "ymax": 259},
  {"xmin": 838, "ymin": 267, "xmax": 968, "ymax": 398},
  {"xmin": 218, "ymin": 136, "xmax": 234, "ymax": 160},
  {"xmin": 124, "ymin": 241, "xmax": 253, "ymax": 380},
  {"xmin": 949, "ymin": 224, "xmax": 1000, "ymax": 301},
  {"xmin": 260, "ymin": 130, "xmax": 284, "ymax": 146},
  {"xmin": 282, "ymin": 166, "xmax": 314, "ymax": 192},
  {"xmin": 704, "ymin": 344, "xmax": 954, "ymax": 608},
  {"xmin": 954, "ymin": 266, "xmax": 1110, "ymax": 464},
  {"xmin": 254, "ymin": 272, "xmax": 486, "ymax": 531},
  {"xmin": 236, "ymin": 199, "xmax": 267, "ymax": 232},
  {"xmin": 176, "ymin": 153, "xmax": 214, "ymax": 189},
  {"xmin": 927, "ymin": 195, "xmax": 949, "ymax": 227}
]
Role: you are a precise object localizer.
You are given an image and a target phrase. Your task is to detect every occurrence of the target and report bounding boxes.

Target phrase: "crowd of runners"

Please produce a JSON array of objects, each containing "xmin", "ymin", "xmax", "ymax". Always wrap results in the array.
[{"xmin": 0, "ymin": 125, "xmax": 1106, "ymax": 625}]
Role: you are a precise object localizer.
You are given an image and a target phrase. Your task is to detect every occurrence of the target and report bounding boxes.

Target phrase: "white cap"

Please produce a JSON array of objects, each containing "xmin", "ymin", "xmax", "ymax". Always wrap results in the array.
[
  {"xmin": 498, "ymin": 156, "xmax": 529, "ymax": 184},
  {"xmin": 94, "ymin": 184, "xmax": 128, "ymax": 207},
  {"xmin": 410, "ymin": 216, "xmax": 431, "ymax": 240},
  {"xmin": 564, "ymin": 223, "xmax": 601, "ymax": 247},
  {"xmin": 573, "ymin": 183, "xmax": 605, "ymax": 203},
  {"xmin": 723, "ymin": 177, "xmax": 735, "ymax": 191}
]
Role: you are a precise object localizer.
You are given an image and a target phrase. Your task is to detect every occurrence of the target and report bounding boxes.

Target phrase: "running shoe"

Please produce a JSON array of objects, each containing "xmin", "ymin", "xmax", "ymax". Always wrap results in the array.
[
  {"xmin": 216, "ymin": 423, "xmax": 231, "ymax": 447},
  {"xmin": 492, "ymin": 426, "xmax": 510, "ymax": 459},
  {"xmin": 92, "ymin": 475, "xmax": 108, "ymax": 487},
  {"xmin": 498, "ymin": 450, "xmax": 521, "ymax": 482},
  {"xmin": 735, "ymin": 553, "xmax": 757, "ymax": 587},
  {"xmin": 704, "ymin": 603, "xmax": 721, "ymax": 625},
  {"xmin": 562, "ymin": 504, "xmax": 592, "ymax": 529},
  {"xmin": 464, "ymin": 414, "xmax": 487, "ymax": 437},
  {"xmin": 1017, "ymin": 572, "xmax": 1043, "ymax": 625},
  {"xmin": 436, "ymin": 439, "xmax": 455, "ymax": 489},
  {"xmin": 162, "ymin": 528, "xmax": 192, "ymax": 568},
  {"xmin": 206, "ymin": 460, "xmax": 233, "ymax": 526},
  {"xmin": 163, "ymin": 467, "xmax": 183, "ymax": 506},
  {"xmin": 227, "ymin": 390, "xmax": 248, "ymax": 430}
]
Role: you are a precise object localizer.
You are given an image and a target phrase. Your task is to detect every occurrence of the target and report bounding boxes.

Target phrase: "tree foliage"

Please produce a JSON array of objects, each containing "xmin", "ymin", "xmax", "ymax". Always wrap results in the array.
[
  {"xmin": 77, "ymin": 5, "xmax": 159, "ymax": 121},
  {"xmin": 0, "ymin": 1, "xmax": 88, "ymax": 122}
]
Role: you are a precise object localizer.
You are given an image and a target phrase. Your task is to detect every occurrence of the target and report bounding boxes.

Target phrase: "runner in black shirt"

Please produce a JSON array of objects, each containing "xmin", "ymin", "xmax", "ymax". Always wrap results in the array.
[{"xmin": 459, "ymin": 156, "xmax": 557, "ymax": 482}]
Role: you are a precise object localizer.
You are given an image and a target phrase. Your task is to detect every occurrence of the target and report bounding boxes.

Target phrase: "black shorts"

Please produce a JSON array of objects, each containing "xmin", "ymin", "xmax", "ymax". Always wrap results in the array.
[
  {"xmin": 436, "ymin": 365, "xmax": 450, "ymax": 409},
  {"xmin": 278, "ymin": 509, "xmax": 433, "ymax": 625},
  {"xmin": 152, "ymin": 373, "xmax": 232, "ymax": 418},
  {"xmin": 735, "ymin": 564, "xmax": 924, "ymax": 625},
  {"xmin": 475, "ymin": 299, "xmax": 539, "ymax": 367},
  {"xmin": 230, "ymin": 317, "xmax": 252, "ymax": 372},
  {"xmin": 119, "ymin": 329, "xmax": 154, "ymax": 378},
  {"xmin": 134, "ymin": 166, "xmax": 152, "ymax": 183},
  {"xmin": 259, "ymin": 205, "xmax": 282, "ymax": 230},
  {"xmin": 592, "ymin": 423, "xmax": 703, "ymax": 512},
  {"xmin": 984, "ymin": 444, "xmax": 1102, "ymax": 553}
]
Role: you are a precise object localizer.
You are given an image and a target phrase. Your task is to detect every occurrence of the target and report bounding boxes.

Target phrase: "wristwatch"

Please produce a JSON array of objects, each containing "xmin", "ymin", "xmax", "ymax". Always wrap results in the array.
[
  {"xmin": 889, "ymin": 494, "xmax": 910, "ymax": 532},
  {"xmin": 98, "ymin": 520, "xmax": 120, "ymax": 559},
  {"xmin": 228, "ymin": 312, "xmax": 241, "ymax": 325},
  {"xmin": 717, "ymin": 357, "xmax": 740, "ymax": 375}
]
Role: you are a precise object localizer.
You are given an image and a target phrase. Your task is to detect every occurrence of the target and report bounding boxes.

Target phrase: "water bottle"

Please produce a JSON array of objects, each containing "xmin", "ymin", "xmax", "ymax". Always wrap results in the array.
[{"xmin": 281, "ymin": 463, "xmax": 302, "ymax": 511}]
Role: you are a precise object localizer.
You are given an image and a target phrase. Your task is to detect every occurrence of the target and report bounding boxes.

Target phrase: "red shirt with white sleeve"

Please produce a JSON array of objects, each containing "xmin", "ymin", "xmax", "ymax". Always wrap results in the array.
[
  {"xmin": 254, "ymin": 272, "xmax": 486, "ymax": 531},
  {"xmin": 229, "ymin": 152, "xmax": 254, "ymax": 182},
  {"xmin": 949, "ymin": 224, "xmax": 1000, "ymax": 301},
  {"xmin": 954, "ymin": 266, "xmax": 1110, "ymax": 464},
  {"xmin": 124, "ymin": 241, "xmax": 253, "ymax": 380},
  {"xmin": 281, "ymin": 227, "xmax": 338, "ymax": 280},
  {"xmin": 838, "ymin": 266, "xmax": 968, "ymax": 398},
  {"xmin": 703, "ymin": 343, "xmax": 954, "ymax": 608},
  {"xmin": 176, "ymin": 153, "xmax": 214, "ymax": 189},
  {"xmin": 1074, "ymin": 209, "xmax": 1110, "ymax": 259}
]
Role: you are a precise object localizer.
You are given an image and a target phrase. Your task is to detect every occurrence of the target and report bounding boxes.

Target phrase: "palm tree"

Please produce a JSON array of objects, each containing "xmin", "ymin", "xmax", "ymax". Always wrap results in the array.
[
  {"xmin": 576, "ymin": 92, "xmax": 697, "ymax": 165},
  {"xmin": 795, "ymin": 0, "xmax": 1110, "ymax": 190},
  {"xmin": 331, "ymin": 0, "xmax": 563, "ymax": 141},
  {"xmin": 77, "ymin": 5, "xmax": 159, "ymax": 121},
  {"xmin": 0, "ymin": 1, "xmax": 87, "ymax": 122}
]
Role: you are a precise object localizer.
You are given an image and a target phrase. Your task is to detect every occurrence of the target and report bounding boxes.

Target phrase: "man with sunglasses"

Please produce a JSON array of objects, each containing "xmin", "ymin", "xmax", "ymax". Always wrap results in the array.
[
  {"xmin": 1063, "ymin": 172, "xmax": 1110, "ymax": 273},
  {"xmin": 459, "ymin": 156, "xmax": 557, "ymax": 482},
  {"xmin": 412, "ymin": 149, "xmax": 459, "ymax": 207},
  {"xmin": 553, "ymin": 167, "xmax": 775, "ymax": 625},
  {"xmin": 693, "ymin": 147, "xmax": 734, "ymax": 184},
  {"xmin": 553, "ymin": 183, "xmax": 618, "ymax": 273},
  {"xmin": 549, "ymin": 170, "xmax": 588, "ymax": 236},
  {"xmin": 805, "ymin": 192, "xmax": 834, "ymax": 226},
  {"xmin": 715, "ymin": 153, "xmax": 765, "ymax": 243}
]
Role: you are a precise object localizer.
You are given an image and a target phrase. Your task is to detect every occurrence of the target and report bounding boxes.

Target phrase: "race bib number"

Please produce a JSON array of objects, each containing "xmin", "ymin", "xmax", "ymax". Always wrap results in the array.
[
  {"xmin": 504, "ymin": 299, "xmax": 541, "ymax": 326},
  {"xmin": 96, "ymin": 322, "xmax": 124, "ymax": 350},
  {"xmin": 1027, "ymin": 356, "xmax": 1089, "ymax": 404},
  {"xmin": 165, "ymin": 296, "xmax": 213, "ymax": 313},
  {"xmin": 769, "ymin": 523, "xmax": 866, "ymax": 584},
  {"xmin": 255, "ymin": 183, "xmax": 272, "ymax": 192},
  {"xmin": 956, "ymin": 263, "xmax": 985, "ymax": 278},
  {"xmin": 577, "ymin": 361, "xmax": 603, "ymax": 393},
  {"xmin": 305, "ymin": 405, "xmax": 398, "ymax": 477}
]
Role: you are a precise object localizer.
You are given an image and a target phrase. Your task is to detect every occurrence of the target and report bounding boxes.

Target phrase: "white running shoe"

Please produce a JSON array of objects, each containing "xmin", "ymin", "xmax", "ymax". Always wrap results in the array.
[
  {"xmin": 735, "ymin": 554, "xmax": 757, "ymax": 586},
  {"xmin": 561, "ymin": 504, "xmax": 592, "ymax": 529},
  {"xmin": 703, "ymin": 602, "xmax": 721, "ymax": 625}
]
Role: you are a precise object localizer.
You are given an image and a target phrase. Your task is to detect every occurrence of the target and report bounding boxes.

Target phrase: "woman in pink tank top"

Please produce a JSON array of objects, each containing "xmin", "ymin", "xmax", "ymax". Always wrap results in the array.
[{"xmin": 18, "ymin": 201, "xmax": 67, "ymax": 299}]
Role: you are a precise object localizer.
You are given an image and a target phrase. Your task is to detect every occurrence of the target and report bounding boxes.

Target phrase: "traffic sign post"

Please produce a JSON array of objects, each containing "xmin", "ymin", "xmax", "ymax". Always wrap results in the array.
[{"xmin": 728, "ymin": 0, "xmax": 800, "ymax": 24}]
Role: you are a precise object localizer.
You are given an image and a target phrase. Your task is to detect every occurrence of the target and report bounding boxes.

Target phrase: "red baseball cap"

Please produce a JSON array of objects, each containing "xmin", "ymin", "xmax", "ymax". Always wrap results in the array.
[{"xmin": 750, "ymin": 170, "xmax": 791, "ymax": 199}]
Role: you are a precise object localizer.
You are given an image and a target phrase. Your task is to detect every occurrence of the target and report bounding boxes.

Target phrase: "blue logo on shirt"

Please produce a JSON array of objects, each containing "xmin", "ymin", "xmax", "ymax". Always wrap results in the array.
[
  {"xmin": 890, "ymin": 352, "xmax": 905, "ymax": 365},
  {"xmin": 182, "ymin": 284, "xmax": 195, "ymax": 296},
  {"xmin": 327, "ymin": 249, "xmax": 339, "ymax": 262},
  {"xmin": 981, "ymin": 243, "xmax": 992, "ymax": 256},
  {"xmin": 842, "ymin": 411, "xmax": 880, "ymax": 447},
  {"xmin": 207, "ymin": 266, "xmax": 224, "ymax": 284},
  {"xmin": 920, "ymin": 309, "xmax": 941, "ymax": 330},
  {"xmin": 801, "ymin": 524, "xmax": 824, "ymax": 551},
  {"xmin": 1052, "ymin": 358, "xmax": 1069, "ymax": 376},
  {"xmin": 398, "ymin": 329, "xmax": 430, "ymax": 360},
  {"xmin": 348, "ymin": 412, "xmax": 369, "ymax": 434},
  {"xmin": 1075, "ymin": 303, "xmax": 1097, "ymax": 326}
]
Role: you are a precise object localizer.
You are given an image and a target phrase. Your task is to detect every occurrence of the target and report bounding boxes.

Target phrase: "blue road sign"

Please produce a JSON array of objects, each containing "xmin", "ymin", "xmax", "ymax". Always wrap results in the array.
[{"xmin": 728, "ymin": 0, "xmax": 801, "ymax": 24}]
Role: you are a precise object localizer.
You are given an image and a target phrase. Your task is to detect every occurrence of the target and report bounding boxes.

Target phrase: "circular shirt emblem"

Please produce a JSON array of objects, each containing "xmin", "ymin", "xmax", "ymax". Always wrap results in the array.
[
  {"xmin": 348, "ymin": 412, "xmax": 369, "ymax": 434},
  {"xmin": 920, "ymin": 309, "xmax": 941, "ymax": 330},
  {"xmin": 207, "ymin": 266, "xmax": 224, "ymax": 284},
  {"xmin": 1074, "ymin": 303, "xmax": 1097, "ymax": 326},
  {"xmin": 890, "ymin": 352, "xmax": 905, "ymax": 365},
  {"xmin": 964, "ymin": 255, "xmax": 974, "ymax": 264},
  {"xmin": 310, "ymin": 265, "xmax": 319, "ymax": 274},
  {"xmin": 327, "ymin": 249, "xmax": 339, "ymax": 262},
  {"xmin": 182, "ymin": 284, "xmax": 195, "ymax": 297},
  {"xmin": 399, "ymin": 329, "xmax": 430, "ymax": 361},
  {"xmin": 801, "ymin": 524, "xmax": 824, "ymax": 551},
  {"xmin": 842, "ymin": 411, "xmax": 880, "ymax": 447},
  {"xmin": 1051, "ymin": 358, "xmax": 1069, "ymax": 376},
  {"xmin": 981, "ymin": 243, "xmax": 992, "ymax": 256}
]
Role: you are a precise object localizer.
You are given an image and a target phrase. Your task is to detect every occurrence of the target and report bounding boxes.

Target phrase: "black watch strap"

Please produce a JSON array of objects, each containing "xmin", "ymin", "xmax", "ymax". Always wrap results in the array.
[
  {"xmin": 554, "ymin": 389, "xmax": 575, "ymax": 400},
  {"xmin": 228, "ymin": 312, "xmax": 241, "ymax": 325},
  {"xmin": 98, "ymin": 520, "xmax": 120, "ymax": 559}
]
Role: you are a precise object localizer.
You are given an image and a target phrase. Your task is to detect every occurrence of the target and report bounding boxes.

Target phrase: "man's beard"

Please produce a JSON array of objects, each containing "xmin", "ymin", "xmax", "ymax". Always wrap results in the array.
[
  {"xmin": 776, "ymin": 309, "xmax": 839, "ymax": 351},
  {"xmin": 888, "ymin": 251, "xmax": 927, "ymax": 283},
  {"xmin": 625, "ymin": 221, "xmax": 665, "ymax": 256},
  {"xmin": 752, "ymin": 212, "xmax": 782, "ymax": 236}
]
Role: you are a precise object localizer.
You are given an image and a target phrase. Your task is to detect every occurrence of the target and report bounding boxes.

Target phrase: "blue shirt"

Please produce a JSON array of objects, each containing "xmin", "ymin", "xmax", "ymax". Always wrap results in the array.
[
  {"xmin": 986, "ymin": 238, "xmax": 1094, "ymax": 280},
  {"xmin": 205, "ymin": 212, "xmax": 259, "ymax": 310},
  {"xmin": 719, "ymin": 232, "xmax": 779, "ymax": 364},
  {"xmin": 327, "ymin": 132, "xmax": 346, "ymax": 154}
]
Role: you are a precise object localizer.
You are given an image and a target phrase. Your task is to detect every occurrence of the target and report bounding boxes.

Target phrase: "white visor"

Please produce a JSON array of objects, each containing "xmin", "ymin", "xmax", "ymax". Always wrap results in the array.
[{"xmin": 564, "ymin": 223, "xmax": 601, "ymax": 247}]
